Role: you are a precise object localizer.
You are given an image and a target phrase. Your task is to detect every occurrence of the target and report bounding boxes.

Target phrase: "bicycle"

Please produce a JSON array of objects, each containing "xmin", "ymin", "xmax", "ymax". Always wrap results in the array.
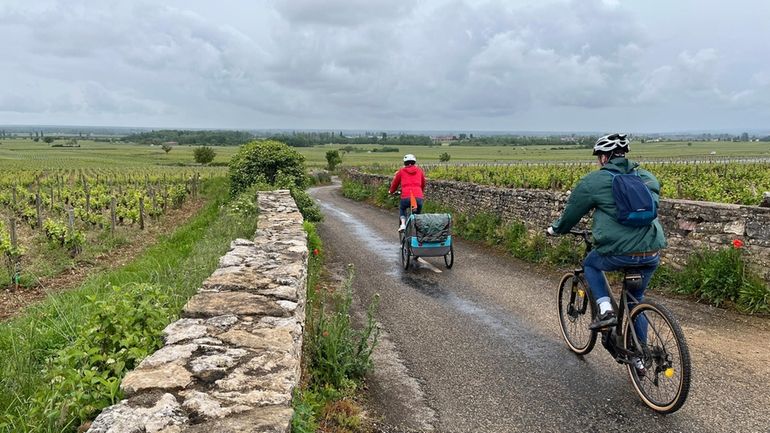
[
  {"xmin": 394, "ymin": 192, "xmax": 453, "ymax": 270},
  {"xmin": 556, "ymin": 229, "xmax": 691, "ymax": 414}
]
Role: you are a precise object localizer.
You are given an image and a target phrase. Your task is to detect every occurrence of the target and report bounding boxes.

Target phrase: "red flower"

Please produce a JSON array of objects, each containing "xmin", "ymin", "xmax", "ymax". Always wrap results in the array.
[
  {"xmin": 313, "ymin": 248, "xmax": 320, "ymax": 256},
  {"xmin": 732, "ymin": 239, "xmax": 744, "ymax": 249}
]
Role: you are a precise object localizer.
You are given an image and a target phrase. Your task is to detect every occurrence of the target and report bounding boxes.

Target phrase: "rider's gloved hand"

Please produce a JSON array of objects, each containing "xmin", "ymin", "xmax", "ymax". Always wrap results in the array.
[{"xmin": 546, "ymin": 226, "xmax": 557, "ymax": 236}]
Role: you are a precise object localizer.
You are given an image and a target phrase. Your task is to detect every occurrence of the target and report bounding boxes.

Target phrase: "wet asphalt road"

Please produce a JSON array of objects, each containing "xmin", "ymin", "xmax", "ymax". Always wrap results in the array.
[{"xmin": 310, "ymin": 183, "xmax": 770, "ymax": 433}]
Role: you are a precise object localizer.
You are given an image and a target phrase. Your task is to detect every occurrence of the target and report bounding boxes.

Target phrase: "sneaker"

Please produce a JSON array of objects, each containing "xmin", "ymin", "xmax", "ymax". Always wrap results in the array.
[
  {"xmin": 632, "ymin": 357, "xmax": 647, "ymax": 378},
  {"xmin": 398, "ymin": 223, "xmax": 406, "ymax": 232},
  {"xmin": 589, "ymin": 310, "xmax": 617, "ymax": 330}
]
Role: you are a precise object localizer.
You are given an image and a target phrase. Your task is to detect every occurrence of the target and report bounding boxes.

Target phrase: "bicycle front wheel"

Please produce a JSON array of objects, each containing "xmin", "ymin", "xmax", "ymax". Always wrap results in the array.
[
  {"xmin": 557, "ymin": 273, "xmax": 597, "ymax": 355},
  {"xmin": 624, "ymin": 299, "xmax": 691, "ymax": 414}
]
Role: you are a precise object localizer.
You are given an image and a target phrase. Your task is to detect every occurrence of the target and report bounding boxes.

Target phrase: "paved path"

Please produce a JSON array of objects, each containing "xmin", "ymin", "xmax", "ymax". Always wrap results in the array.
[{"xmin": 311, "ymin": 183, "xmax": 770, "ymax": 433}]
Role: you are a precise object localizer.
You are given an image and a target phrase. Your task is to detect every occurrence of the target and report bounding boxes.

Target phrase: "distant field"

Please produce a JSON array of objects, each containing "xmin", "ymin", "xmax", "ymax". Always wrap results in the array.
[
  {"xmin": 2, "ymin": 137, "xmax": 768, "ymax": 171},
  {"xmin": 296, "ymin": 141, "xmax": 770, "ymax": 168},
  {"xmin": 0, "ymin": 138, "xmax": 237, "ymax": 169}
]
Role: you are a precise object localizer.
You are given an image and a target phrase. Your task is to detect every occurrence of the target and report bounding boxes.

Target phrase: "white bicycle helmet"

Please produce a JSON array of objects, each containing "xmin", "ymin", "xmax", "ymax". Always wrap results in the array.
[
  {"xmin": 403, "ymin": 154, "xmax": 417, "ymax": 163},
  {"xmin": 593, "ymin": 133, "xmax": 630, "ymax": 155}
]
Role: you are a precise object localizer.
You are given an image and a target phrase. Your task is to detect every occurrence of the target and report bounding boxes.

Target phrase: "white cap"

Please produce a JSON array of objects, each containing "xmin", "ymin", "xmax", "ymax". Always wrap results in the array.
[{"xmin": 403, "ymin": 154, "xmax": 416, "ymax": 163}]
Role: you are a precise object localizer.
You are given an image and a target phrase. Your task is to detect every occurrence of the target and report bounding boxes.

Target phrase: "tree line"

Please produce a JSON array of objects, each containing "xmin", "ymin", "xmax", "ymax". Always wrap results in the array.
[{"xmin": 122, "ymin": 130, "xmax": 255, "ymax": 146}]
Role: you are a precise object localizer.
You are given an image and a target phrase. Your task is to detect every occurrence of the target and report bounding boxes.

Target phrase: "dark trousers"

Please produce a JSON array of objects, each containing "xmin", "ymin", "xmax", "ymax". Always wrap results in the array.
[{"xmin": 399, "ymin": 198, "xmax": 423, "ymax": 219}]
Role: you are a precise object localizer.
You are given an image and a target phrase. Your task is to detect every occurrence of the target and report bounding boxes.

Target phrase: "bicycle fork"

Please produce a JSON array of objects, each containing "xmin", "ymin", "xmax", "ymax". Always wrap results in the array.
[{"xmin": 567, "ymin": 271, "xmax": 589, "ymax": 318}]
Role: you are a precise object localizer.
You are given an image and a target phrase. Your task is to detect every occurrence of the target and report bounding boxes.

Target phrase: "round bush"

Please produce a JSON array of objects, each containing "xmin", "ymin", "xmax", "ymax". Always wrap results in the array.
[{"xmin": 229, "ymin": 140, "xmax": 306, "ymax": 196}]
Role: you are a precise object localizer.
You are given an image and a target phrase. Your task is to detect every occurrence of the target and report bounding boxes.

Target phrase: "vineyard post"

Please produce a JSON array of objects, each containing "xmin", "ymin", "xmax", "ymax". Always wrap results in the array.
[
  {"xmin": 35, "ymin": 190, "xmax": 42, "ymax": 229},
  {"xmin": 84, "ymin": 181, "xmax": 90, "ymax": 216},
  {"xmin": 163, "ymin": 187, "xmax": 168, "ymax": 211},
  {"xmin": 11, "ymin": 185, "xmax": 17, "ymax": 211},
  {"xmin": 139, "ymin": 196, "xmax": 145, "ymax": 230},
  {"xmin": 9, "ymin": 217, "xmax": 19, "ymax": 286},
  {"xmin": 110, "ymin": 197, "xmax": 116, "ymax": 235},
  {"xmin": 67, "ymin": 207, "xmax": 75, "ymax": 232},
  {"xmin": 150, "ymin": 187, "xmax": 157, "ymax": 220},
  {"xmin": 9, "ymin": 217, "xmax": 17, "ymax": 252},
  {"xmin": 49, "ymin": 183, "xmax": 54, "ymax": 211}
]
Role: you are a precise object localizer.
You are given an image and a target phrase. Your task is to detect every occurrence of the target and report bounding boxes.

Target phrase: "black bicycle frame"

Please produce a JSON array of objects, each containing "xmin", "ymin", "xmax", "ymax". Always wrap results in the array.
[{"xmin": 569, "ymin": 229, "xmax": 644, "ymax": 363}]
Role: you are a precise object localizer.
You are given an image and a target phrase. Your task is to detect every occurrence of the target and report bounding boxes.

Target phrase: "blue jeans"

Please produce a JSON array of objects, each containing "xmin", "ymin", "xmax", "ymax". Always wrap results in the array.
[
  {"xmin": 399, "ymin": 198, "xmax": 423, "ymax": 219},
  {"xmin": 583, "ymin": 249, "xmax": 660, "ymax": 343}
]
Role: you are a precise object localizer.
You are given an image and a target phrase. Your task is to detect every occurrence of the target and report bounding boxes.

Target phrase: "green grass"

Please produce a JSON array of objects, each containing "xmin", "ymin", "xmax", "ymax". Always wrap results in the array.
[{"xmin": 0, "ymin": 177, "xmax": 259, "ymax": 432}]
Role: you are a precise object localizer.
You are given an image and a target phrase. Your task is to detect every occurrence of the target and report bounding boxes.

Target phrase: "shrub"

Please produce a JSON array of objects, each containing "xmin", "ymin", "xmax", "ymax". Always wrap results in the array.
[
  {"xmin": 325, "ymin": 150, "xmax": 342, "ymax": 171},
  {"xmin": 373, "ymin": 185, "xmax": 398, "ymax": 208},
  {"xmin": 670, "ymin": 242, "xmax": 769, "ymax": 312},
  {"xmin": 308, "ymin": 171, "xmax": 332, "ymax": 186},
  {"xmin": 193, "ymin": 146, "xmax": 216, "ymax": 164},
  {"xmin": 306, "ymin": 265, "xmax": 379, "ymax": 390},
  {"xmin": 340, "ymin": 179, "xmax": 373, "ymax": 201},
  {"xmin": 291, "ymin": 188, "xmax": 323, "ymax": 222},
  {"xmin": 454, "ymin": 212, "xmax": 500, "ymax": 243},
  {"xmin": 229, "ymin": 140, "xmax": 306, "ymax": 196},
  {"xmin": 22, "ymin": 284, "xmax": 172, "ymax": 430}
]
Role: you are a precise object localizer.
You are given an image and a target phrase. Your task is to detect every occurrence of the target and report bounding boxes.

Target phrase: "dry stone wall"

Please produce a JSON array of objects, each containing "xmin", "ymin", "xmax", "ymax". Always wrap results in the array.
[
  {"xmin": 348, "ymin": 170, "xmax": 770, "ymax": 280},
  {"xmin": 88, "ymin": 190, "xmax": 307, "ymax": 433}
]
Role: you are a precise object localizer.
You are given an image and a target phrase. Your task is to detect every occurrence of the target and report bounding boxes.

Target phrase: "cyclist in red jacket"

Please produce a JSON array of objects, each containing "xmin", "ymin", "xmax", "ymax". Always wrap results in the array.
[{"xmin": 389, "ymin": 154, "xmax": 426, "ymax": 232}]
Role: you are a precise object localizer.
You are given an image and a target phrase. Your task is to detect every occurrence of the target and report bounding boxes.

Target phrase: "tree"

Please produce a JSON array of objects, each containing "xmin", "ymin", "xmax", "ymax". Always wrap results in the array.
[
  {"xmin": 326, "ymin": 150, "xmax": 342, "ymax": 171},
  {"xmin": 439, "ymin": 152, "xmax": 451, "ymax": 163},
  {"xmin": 228, "ymin": 140, "xmax": 306, "ymax": 196},
  {"xmin": 193, "ymin": 146, "xmax": 216, "ymax": 164},
  {"xmin": 161, "ymin": 142, "xmax": 173, "ymax": 154},
  {"xmin": 741, "ymin": 132, "xmax": 749, "ymax": 142},
  {"xmin": 43, "ymin": 137, "xmax": 54, "ymax": 144}
]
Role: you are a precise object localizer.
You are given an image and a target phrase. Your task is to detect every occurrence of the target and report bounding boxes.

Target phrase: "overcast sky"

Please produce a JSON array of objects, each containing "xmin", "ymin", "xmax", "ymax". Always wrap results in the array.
[{"xmin": 1, "ymin": 0, "xmax": 769, "ymax": 132}]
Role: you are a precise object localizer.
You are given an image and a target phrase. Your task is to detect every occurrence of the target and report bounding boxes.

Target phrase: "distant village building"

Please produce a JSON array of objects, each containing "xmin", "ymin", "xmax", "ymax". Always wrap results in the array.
[{"xmin": 432, "ymin": 135, "xmax": 457, "ymax": 143}]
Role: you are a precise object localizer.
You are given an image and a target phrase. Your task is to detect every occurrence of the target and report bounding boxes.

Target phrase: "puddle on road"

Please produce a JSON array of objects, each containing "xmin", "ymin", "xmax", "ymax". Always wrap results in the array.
[
  {"xmin": 319, "ymin": 201, "xmax": 402, "ymax": 275},
  {"xmin": 320, "ymin": 200, "xmax": 573, "ymax": 367}
]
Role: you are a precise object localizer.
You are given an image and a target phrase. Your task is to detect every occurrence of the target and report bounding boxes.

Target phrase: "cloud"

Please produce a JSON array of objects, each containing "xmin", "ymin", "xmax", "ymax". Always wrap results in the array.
[{"xmin": 0, "ymin": 0, "xmax": 769, "ymax": 130}]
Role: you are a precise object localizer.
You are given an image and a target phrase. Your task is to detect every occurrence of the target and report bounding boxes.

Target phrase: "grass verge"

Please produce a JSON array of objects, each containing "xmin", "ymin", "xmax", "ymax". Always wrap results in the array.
[
  {"xmin": 292, "ymin": 221, "xmax": 379, "ymax": 433},
  {"xmin": 0, "ymin": 177, "xmax": 260, "ymax": 432}
]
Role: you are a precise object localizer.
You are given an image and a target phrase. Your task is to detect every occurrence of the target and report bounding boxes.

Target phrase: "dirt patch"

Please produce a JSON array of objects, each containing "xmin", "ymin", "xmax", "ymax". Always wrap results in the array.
[{"xmin": 0, "ymin": 198, "xmax": 207, "ymax": 321}]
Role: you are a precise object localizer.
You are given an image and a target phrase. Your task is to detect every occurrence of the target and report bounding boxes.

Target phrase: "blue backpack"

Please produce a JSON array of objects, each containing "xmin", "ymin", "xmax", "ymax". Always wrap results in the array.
[{"xmin": 605, "ymin": 169, "xmax": 657, "ymax": 227}]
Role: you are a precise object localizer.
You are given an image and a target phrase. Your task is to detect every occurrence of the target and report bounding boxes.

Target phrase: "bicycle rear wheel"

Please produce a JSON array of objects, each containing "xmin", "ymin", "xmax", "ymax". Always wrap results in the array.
[
  {"xmin": 624, "ymin": 299, "xmax": 691, "ymax": 414},
  {"xmin": 401, "ymin": 237, "xmax": 411, "ymax": 270},
  {"xmin": 557, "ymin": 273, "xmax": 597, "ymax": 355}
]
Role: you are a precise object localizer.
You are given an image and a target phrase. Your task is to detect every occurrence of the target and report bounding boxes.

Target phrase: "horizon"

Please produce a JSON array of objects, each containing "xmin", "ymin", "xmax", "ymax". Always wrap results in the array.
[{"xmin": 1, "ymin": 123, "xmax": 769, "ymax": 137}]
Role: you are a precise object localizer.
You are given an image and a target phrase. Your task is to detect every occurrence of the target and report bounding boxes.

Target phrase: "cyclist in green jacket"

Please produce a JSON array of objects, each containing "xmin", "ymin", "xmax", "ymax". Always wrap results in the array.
[{"xmin": 547, "ymin": 134, "xmax": 666, "ymax": 336}]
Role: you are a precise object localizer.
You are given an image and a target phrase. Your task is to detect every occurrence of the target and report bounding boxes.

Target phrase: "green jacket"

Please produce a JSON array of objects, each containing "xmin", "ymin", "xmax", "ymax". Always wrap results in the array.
[{"xmin": 551, "ymin": 158, "xmax": 667, "ymax": 255}]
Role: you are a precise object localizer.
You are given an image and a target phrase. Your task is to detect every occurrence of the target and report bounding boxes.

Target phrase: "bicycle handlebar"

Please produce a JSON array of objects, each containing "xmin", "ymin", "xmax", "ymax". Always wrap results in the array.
[{"xmin": 568, "ymin": 229, "xmax": 593, "ymax": 253}]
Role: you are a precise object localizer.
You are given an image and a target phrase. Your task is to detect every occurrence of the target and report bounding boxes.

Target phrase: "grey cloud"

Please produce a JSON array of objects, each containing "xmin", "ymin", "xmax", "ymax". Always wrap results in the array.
[
  {"xmin": 1, "ymin": 0, "xmax": 769, "ymax": 130},
  {"xmin": 273, "ymin": 0, "xmax": 415, "ymax": 27}
]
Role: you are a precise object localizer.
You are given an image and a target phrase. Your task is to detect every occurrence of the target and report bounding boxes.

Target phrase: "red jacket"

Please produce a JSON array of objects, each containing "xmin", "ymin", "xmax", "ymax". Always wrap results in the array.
[{"xmin": 389, "ymin": 165, "xmax": 426, "ymax": 199}]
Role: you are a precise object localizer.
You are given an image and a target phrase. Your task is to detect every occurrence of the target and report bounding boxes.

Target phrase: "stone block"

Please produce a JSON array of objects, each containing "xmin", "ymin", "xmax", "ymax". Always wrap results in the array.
[
  {"xmin": 122, "ymin": 363, "xmax": 194, "ymax": 396},
  {"xmin": 88, "ymin": 393, "xmax": 188, "ymax": 433},
  {"xmin": 183, "ymin": 292, "xmax": 288, "ymax": 318}
]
